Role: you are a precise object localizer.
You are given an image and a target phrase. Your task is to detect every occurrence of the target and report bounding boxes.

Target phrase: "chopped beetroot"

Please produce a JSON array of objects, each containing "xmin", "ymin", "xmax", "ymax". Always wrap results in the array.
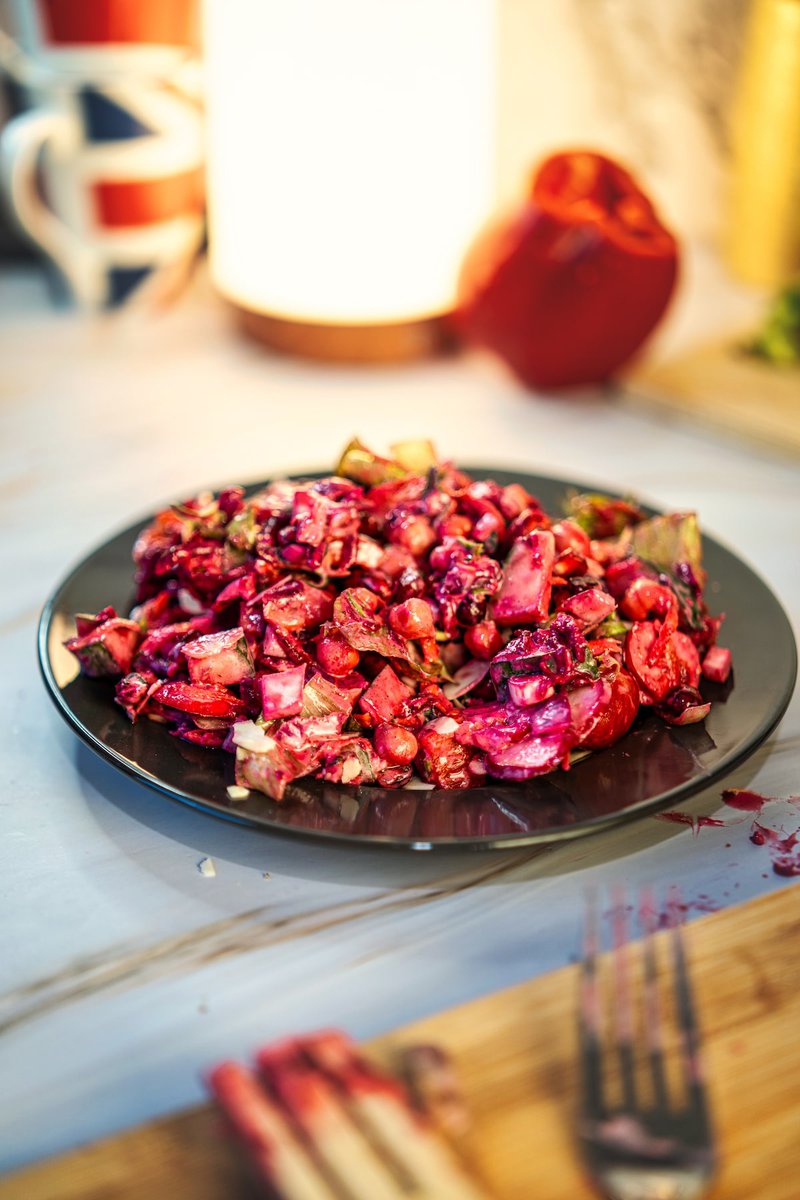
[
  {"xmin": 65, "ymin": 616, "xmax": 142, "ymax": 678},
  {"xmin": 183, "ymin": 627, "xmax": 254, "ymax": 686},
  {"xmin": 261, "ymin": 578, "xmax": 333, "ymax": 632},
  {"xmin": 415, "ymin": 717, "xmax": 476, "ymax": 789},
  {"xmin": 559, "ymin": 587, "xmax": 616, "ymax": 630},
  {"xmin": 492, "ymin": 529, "xmax": 555, "ymax": 626},
  {"xmin": 673, "ymin": 631, "xmax": 701, "ymax": 689},
  {"xmin": 155, "ymin": 681, "xmax": 246, "ymax": 720},
  {"xmin": 65, "ymin": 439, "xmax": 730, "ymax": 801},
  {"xmin": 358, "ymin": 665, "xmax": 413, "ymax": 724},
  {"xmin": 235, "ymin": 734, "xmax": 318, "ymax": 801},
  {"xmin": 74, "ymin": 605, "xmax": 118, "ymax": 637},
  {"xmin": 702, "ymin": 645, "xmax": 732, "ymax": 683}
]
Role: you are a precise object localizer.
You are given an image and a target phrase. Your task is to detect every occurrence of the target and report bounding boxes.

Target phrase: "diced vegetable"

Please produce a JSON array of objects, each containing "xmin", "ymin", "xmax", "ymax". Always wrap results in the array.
[
  {"xmin": 416, "ymin": 718, "xmax": 477, "ymax": 789},
  {"xmin": 486, "ymin": 732, "xmax": 572, "ymax": 779},
  {"xmin": 358, "ymin": 666, "xmax": 413, "ymax": 724},
  {"xmin": 155, "ymin": 681, "xmax": 246, "ymax": 720},
  {"xmin": 262, "ymin": 578, "xmax": 333, "ymax": 631},
  {"xmin": 702, "ymin": 645, "xmax": 732, "ymax": 684},
  {"xmin": 65, "ymin": 615, "xmax": 142, "ymax": 677},
  {"xmin": 560, "ymin": 588, "xmax": 616, "ymax": 630},
  {"xmin": 492, "ymin": 530, "xmax": 555, "ymax": 625},
  {"xmin": 507, "ymin": 674, "xmax": 554, "ymax": 707},
  {"xmin": 182, "ymin": 627, "xmax": 254, "ymax": 686},
  {"xmin": 259, "ymin": 665, "xmax": 306, "ymax": 719}
]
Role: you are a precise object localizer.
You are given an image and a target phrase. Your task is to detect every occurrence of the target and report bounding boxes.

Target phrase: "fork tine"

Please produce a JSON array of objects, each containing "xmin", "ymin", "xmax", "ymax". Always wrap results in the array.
[
  {"xmin": 579, "ymin": 887, "xmax": 604, "ymax": 1118},
  {"xmin": 611, "ymin": 887, "xmax": 637, "ymax": 1111},
  {"xmin": 641, "ymin": 886, "xmax": 669, "ymax": 1110},
  {"xmin": 667, "ymin": 889, "xmax": 713, "ymax": 1131}
]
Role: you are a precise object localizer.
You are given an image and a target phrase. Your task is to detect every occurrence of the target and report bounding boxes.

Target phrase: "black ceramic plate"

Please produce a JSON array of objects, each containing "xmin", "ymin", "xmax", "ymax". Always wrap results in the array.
[{"xmin": 39, "ymin": 469, "xmax": 796, "ymax": 850}]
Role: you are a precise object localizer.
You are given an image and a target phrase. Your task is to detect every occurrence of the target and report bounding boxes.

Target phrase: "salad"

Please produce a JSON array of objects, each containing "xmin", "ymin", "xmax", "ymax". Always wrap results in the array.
[{"xmin": 65, "ymin": 440, "xmax": 732, "ymax": 801}]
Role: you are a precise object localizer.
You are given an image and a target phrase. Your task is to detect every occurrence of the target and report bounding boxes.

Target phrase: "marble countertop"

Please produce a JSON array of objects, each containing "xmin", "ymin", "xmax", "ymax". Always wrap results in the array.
[{"xmin": 1, "ymin": 257, "xmax": 797, "ymax": 1173}]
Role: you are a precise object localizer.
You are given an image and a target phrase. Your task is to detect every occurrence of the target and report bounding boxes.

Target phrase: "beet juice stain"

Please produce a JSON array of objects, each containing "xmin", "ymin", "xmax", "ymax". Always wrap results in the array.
[
  {"xmin": 656, "ymin": 811, "xmax": 726, "ymax": 833},
  {"xmin": 721, "ymin": 788, "xmax": 770, "ymax": 813},
  {"xmin": 725, "ymin": 789, "xmax": 800, "ymax": 876},
  {"xmin": 655, "ymin": 789, "xmax": 800, "ymax": 877},
  {"xmin": 750, "ymin": 821, "xmax": 800, "ymax": 877}
]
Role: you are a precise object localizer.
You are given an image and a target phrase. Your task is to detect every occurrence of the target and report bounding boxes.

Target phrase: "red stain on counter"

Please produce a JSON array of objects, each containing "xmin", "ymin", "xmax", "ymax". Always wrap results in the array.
[
  {"xmin": 657, "ymin": 811, "xmax": 726, "ymax": 835},
  {"xmin": 655, "ymin": 789, "xmax": 800, "ymax": 877},
  {"xmin": 721, "ymin": 788, "xmax": 770, "ymax": 813},
  {"xmin": 750, "ymin": 820, "xmax": 800, "ymax": 877}
]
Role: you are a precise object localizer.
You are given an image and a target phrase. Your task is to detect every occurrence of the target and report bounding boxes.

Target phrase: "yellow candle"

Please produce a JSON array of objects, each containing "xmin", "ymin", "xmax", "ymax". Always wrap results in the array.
[{"xmin": 726, "ymin": 0, "xmax": 800, "ymax": 286}]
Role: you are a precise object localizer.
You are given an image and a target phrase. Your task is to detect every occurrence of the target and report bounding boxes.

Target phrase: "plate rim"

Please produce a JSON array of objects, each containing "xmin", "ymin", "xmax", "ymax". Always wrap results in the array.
[{"xmin": 38, "ymin": 466, "xmax": 798, "ymax": 851}]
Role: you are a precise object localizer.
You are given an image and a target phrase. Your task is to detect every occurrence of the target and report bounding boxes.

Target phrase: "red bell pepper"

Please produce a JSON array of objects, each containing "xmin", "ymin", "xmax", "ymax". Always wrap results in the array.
[{"xmin": 455, "ymin": 150, "xmax": 679, "ymax": 389}]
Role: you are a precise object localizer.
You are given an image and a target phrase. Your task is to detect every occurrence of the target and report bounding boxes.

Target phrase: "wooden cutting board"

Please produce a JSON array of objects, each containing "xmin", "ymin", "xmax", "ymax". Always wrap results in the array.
[
  {"xmin": 625, "ymin": 337, "xmax": 800, "ymax": 456},
  {"xmin": 2, "ymin": 886, "xmax": 799, "ymax": 1200}
]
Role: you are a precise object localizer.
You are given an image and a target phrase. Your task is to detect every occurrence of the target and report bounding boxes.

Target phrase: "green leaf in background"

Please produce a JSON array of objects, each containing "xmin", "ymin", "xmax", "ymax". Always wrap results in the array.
[{"xmin": 747, "ymin": 283, "xmax": 800, "ymax": 366}]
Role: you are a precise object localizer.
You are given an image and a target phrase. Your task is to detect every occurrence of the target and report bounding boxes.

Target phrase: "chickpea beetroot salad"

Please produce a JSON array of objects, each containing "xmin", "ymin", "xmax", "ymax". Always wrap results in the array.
[{"xmin": 65, "ymin": 439, "xmax": 732, "ymax": 801}]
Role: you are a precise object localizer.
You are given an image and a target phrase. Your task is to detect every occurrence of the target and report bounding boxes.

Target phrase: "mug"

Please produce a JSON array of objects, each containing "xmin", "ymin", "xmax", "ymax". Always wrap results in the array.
[{"xmin": 0, "ymin": 0, "xmax": 205, "ymax": 308}]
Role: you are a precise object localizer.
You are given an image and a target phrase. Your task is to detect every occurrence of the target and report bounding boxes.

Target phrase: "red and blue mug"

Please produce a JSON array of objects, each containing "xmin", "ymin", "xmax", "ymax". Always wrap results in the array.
[{"xmin": 0, "ymin": 0, "xmax": 204, "ymax": 307}]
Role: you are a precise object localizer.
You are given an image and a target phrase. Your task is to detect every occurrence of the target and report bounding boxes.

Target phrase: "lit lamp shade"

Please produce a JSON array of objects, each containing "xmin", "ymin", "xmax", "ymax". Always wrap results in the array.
[{"xmin": 203, "ymin": 0, "xmax": 496, "ymax": 361}]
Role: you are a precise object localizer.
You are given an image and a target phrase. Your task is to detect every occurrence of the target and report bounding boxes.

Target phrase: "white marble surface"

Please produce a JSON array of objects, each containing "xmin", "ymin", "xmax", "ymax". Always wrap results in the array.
[{"xmin": 1, "ymin": 259, "xmax": 798, "ymax": 1173}]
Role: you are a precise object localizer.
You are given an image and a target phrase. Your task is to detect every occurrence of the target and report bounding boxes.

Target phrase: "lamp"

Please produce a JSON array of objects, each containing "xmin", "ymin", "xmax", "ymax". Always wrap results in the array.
[{"xmin": 202, "ymin": 0, "xmax": 496, "ymax": 361}]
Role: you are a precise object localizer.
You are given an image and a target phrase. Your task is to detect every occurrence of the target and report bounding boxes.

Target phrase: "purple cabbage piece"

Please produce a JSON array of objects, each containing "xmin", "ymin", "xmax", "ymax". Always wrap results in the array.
[
  {"xmin": 490, "ymin": 614, "xmax": 588, "ymax": 694},
  {"xmin": 526, "ymin": 694, "xmax": 572, "ymax": 736},
  {"xmin": 486, "ymin": 731, "xmax": 573, "ymax": 780},
  {"xmin": 134, "ymin": 621, "xmax": 195, "ymax": 677},
  {"xmin": 457, "ymin": 692, "xmax": 572, "ymax": 758},
  {"xmin": 115, "ymin": 670, "xmax": 159, "ymax": 720},
  {"xmin": 427, "ymin": 538, "xmax": 503, "ymax": 635}
]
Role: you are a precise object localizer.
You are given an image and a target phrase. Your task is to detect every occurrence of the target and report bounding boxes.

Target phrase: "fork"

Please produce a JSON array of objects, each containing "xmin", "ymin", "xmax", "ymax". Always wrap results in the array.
[{"xmin": 577, "ymin": 888, "xmax": 717, "ymax": 1200}]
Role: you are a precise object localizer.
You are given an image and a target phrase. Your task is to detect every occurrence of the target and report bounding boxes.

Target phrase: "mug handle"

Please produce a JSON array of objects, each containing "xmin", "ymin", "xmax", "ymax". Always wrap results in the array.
[{"xmin": 0, "ymin": 107, "xmax": 99, "ymax": 305}]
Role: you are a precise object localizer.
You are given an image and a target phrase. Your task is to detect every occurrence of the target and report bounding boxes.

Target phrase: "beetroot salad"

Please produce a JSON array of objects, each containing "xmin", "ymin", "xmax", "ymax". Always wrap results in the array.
[{"xmin": 65, "ymin": 439, "xmax": 732, "ymax": 801}]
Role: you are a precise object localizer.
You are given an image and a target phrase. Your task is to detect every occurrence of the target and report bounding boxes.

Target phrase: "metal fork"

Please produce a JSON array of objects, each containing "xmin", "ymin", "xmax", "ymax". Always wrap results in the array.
[{"xmin": 577, "ymin": 888, "xmax": 717, "ymax": 1200}]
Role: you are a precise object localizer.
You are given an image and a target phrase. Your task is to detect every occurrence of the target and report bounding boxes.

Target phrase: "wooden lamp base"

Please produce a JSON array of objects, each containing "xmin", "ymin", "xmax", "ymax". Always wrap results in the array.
[{"xmin": 232, "ymin": 304, "xmax": 457, "ymax": 365}]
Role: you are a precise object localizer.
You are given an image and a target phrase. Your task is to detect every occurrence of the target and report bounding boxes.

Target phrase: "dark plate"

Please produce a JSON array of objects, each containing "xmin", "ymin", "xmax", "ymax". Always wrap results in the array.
[{"xmin": 38, "ymin": 469, "xmax": 797, "ymax": 850}]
